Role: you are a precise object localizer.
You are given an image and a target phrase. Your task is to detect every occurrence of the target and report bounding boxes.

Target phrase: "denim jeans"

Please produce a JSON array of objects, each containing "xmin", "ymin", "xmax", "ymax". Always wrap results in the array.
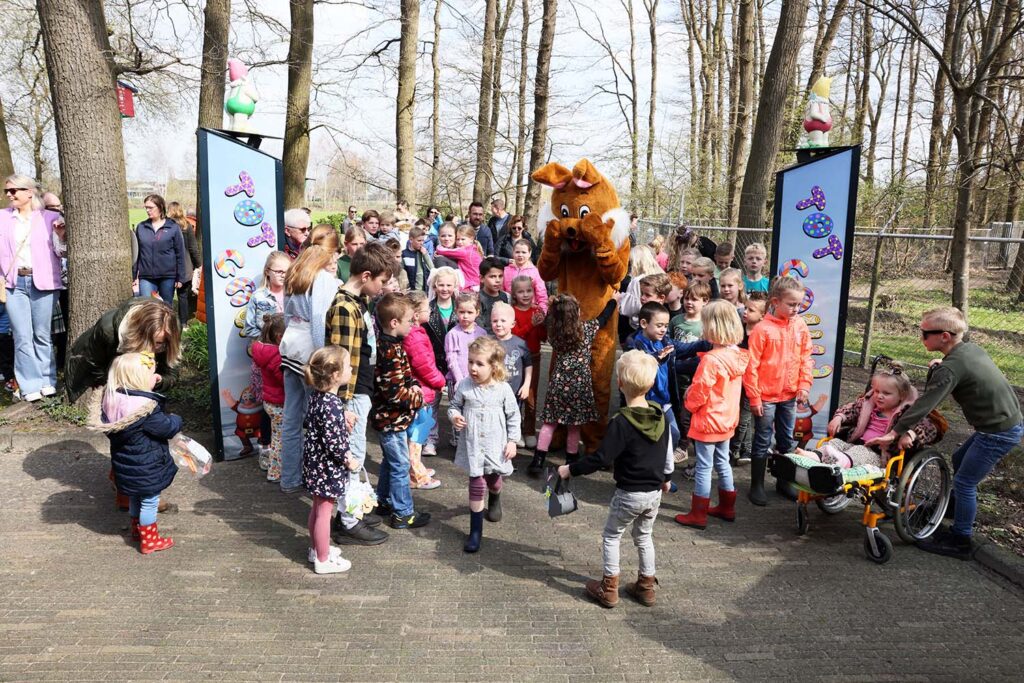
[
  {"xmin": 752, "ymin": 399, "xmax": 797, "ymax": 460},
  {"xmin": 664, "ymin": 404, "xmax": 681, "ymax": 447},
  {"xmin": 280, "ymin": 368, "xmax": 311, "ymax": 490},
  {"xmin": 730, "ymin": 390, "xmax": 752, "ymax": 458},
  {"xmin": 951, "ymin": 422, "xmax": 1024, "ymax": 537},
  {"xmin": 138, "ymin": 278, "xmax": 176, "ymax": 306},
  {"xmin": 376, "ymin": 429, "xmax": 414, "ymax": 517},
  {"xmin": 6, "ymin": 275, "xmax": 57, "ymax": 395},
  {"xmin": 129, "ymin": 494, "xmax": 161, "ymax": 526},
  {"xmin": 602, "ymin": 488, "xmax": 662, "ymax": 576},
  {"xmin": 693, "ymin": 439, "xmax": 734, "ymax": 498},
  {"xmin": 339, "ymin": 394, "xmax": 372, "ymax": 529}
]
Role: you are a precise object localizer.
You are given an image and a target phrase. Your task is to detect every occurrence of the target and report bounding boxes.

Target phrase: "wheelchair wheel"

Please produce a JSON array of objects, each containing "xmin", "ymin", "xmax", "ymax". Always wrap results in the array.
[
  {"xmin": 894, "ymin": 450, "xmax": 952, "ymax": 544},
  {"xmin": 796, "ymin": 504, "xmax": 809, "ymax": 536},
  {"xmin": 816, "ymin": 494, "xmax": 852, "ymax": 514},
  {"xmin": 863, "ymin": 527, "xmax": 893, "ymax": 564}
]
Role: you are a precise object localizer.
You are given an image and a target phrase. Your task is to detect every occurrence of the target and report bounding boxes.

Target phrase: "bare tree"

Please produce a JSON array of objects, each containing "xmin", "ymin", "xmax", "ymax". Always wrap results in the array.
[
  {"xmin": 396, "ymin": 0, "xmax": 419, "ymax": 208},
  {"xmin": 523, "ymin": 0, "xmax": 557, "ymax": 226},
  {"xmin": 514, "ymin": 0, "xmax": 530, "ymax": 215},
  {"xmin": 807, "ymin": 0, "xmax": 849, "ymax": 88},
  {"xmin": 643, "ymin": 0, "xmax": 659, "ymax": 210},
  {"xmin": 283, "ymin": 0, "xmax": 314, "ymax": 208},
  {"xmin": 727, "ymin": 0, "xmax": 755, "ymax": 226},
  {"xmin": 472, "ymin": 0, "xmax": 498, "ymax": 203},
  {"xmin": 430, "ymin": 0, "xmax": 442, "ymax": 206},
  {"xmin": 0, "ymin": 96, "xmax": 13, "ymax": 179},
  {"xmin": 198, "ymin": 0, "xmax": 229, "ymax": 131}
]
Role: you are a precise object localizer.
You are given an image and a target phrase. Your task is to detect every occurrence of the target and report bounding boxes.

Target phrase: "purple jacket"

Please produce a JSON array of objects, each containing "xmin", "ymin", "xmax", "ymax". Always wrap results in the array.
[{"xmin": 0, "ymin": 208, "xmax": 65, "ymax": 291}]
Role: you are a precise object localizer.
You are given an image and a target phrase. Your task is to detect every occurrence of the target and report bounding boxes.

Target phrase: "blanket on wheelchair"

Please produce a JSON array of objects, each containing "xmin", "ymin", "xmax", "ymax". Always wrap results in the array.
[{"xmin": 772, "ymin": 453, "xmax": 886, "ymax": 496}]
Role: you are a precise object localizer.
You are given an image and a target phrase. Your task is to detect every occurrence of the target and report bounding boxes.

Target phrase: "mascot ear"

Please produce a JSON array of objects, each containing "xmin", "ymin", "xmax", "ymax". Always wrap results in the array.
[
  {"xmin": 531, "ymin": 163, "xmax": 573, "ymax": 189},
  {"xmin": 571, "ymin": 159, "xmax": 604, "ymax": 189}
]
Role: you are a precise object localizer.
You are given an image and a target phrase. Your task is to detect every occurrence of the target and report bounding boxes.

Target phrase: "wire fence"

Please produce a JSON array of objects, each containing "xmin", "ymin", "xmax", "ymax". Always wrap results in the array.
[{"xmin": 638, "ymin": 219, "xmax": 1024, "ymax": 388}]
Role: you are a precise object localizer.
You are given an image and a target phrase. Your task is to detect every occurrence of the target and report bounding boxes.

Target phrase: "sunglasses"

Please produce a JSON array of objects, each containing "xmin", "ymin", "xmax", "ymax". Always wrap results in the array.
[
  {"xmin": 287, "ymin": 225, "xmax": 311, "ymax": 233},
  {"xmin": 4, "ymin": 187, "xmax": 27, "ymax": 195},
  {"xmin": 920, "ymin": 329, "xmax": 949, "ymax": 338}
]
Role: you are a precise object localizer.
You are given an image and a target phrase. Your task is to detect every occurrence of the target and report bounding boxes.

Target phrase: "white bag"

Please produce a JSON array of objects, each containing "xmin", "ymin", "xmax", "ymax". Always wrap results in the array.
[
  {"xmin": 344, "ymin": 468, "xmax": 377, "ymax": 519},
  {"xmin": 278, "ymin": 320, "xmax": 314, "ymax": 367},
  {"xmin": 169, "ymin": 433, "xmax": 213, "ymax": 479}
]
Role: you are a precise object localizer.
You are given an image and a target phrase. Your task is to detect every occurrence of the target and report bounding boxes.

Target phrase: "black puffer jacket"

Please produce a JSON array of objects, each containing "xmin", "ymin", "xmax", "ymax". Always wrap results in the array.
[
  {"xmin": 93, "ymin": 388, "xmax": 181, "ymax": 497},
  {"xmin": 425, "ymin": 300, "xmax": 456, "ymax": 377}
]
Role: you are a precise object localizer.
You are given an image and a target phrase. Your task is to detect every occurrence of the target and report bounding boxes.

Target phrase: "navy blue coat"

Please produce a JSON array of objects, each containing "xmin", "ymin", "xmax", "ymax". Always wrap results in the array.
[
  {"xmin": 102, "ymin": 389, "xmax": 182, "ymax": 497},
  {"xmin": 133, "ymin": 218, "xmax": 186, "ymax": 282}
]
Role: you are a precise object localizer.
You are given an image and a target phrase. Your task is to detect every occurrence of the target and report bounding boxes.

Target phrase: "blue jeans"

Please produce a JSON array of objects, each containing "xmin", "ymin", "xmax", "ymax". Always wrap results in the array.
[
  {"xmin": 377, "ymin": 429, "xmax": 414, "ymax": 517},
  {"xmin": 664, "ymin": 404, "xmax": 681, "ymax": 447},
  {"xmin": 138, "ymin": 278, "xmax": 176, "ymax": 305},
  {"xmin": 693, "ymin": 439, "xmax": 734, "ymax": 498},
  {"xmin": 752, "ymin": 399, "xmax": 796, "ymax": 460},
  {"xmin": 5, "ymin": 275, "xmax": 57, "ymax": 395},
  {"xmin": 951, "ymin": 422, "xmax": 1024, "ymax": 537},
  {"xmin": 339, "ymin": 394, "xmax": 372, "ymax": 528},
  {"xmin": 129, "ymin": 494, "xmax": 160, "ymax": 526},
  {"xmin": 280, "ymin": 368, "xmax": 310, "ymax": 490}
]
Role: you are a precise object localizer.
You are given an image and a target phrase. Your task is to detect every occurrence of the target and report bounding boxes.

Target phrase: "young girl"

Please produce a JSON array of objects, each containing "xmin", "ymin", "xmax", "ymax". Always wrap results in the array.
[
  {"xmin": 510, "ymin": 275, "xmax": 547, "ymax": 448},
  {"xmin": 432, "ymin": 222, "xmax": 459, "ymax": 270},
  {"xmin": 423, "ymin": 267, "xmax": 462, "ymax": 455},
  {"xmin": 402, "ymin": 291, "xmax": 444, "ymax": 489},
  {"xmin": 718, "ymin": 268, "xmax": 747, "ymax": 313},
  {"xmin": 444, "ymin": 293, "xmax": 488, "ymax": 413},
  {"xmin": 528, "ymin": 293, "xmax": 617, "ymax": 475},
  {"xmin": 435, "ymin": 225, "xmax": 483, "ymax": 291},
  {"xmin": 448, "ymin": 336, "xmax": 521, "ymax": 553},
  {"xmin": 302, "ymin": 346, "xmax": 355, "ymax": 575},
  {"xmin": 618, "ymin": 245, "xmax": 664, "ymax": 326},
  {"xmin": 502, "ymin": 239, "xmax": 548, "ymax": 312},
  {"xmin": 650, "ymin": 234, "xmax": 668, "ymax": 270},
  {"xmin": 336, "ymin": 225, "xmax": 366, "ymax": 281},
  {"xmin": 675, "ymin": 301, "xmax": 749, "ymax": 529},
  {"xmin": 743, "ymin": 276, "xmax": 813, "ymax": 506},
  {"xmin": 95, "ymin": 352, "xmax": 182, "ymax": 554},
  {"xmin": 665, "ymin": 271, "xmax": 687, "ymax": 318},
  {"xmin": 252, "ymin": 314, "xmax": 286, "ymax": 482}
]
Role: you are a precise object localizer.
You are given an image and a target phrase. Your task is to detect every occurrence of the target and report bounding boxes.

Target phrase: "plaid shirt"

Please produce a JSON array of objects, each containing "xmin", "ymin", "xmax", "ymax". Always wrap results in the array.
[{"xmin": 325, "ymin": 288, "xmax": 367, "ymax": 402}]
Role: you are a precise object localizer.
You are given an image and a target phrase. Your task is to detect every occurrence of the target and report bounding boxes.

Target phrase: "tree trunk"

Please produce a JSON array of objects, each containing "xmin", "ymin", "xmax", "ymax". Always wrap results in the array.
[
  {"xmin": 0, "ymin": 96, "xmax": 14, "ymax": 180},
  {"xmin": 282, "ymin": 0, "xmax": 314, "ymax": 209},
  {"xmin": 644, "ymin": 0, "xmax": 658, "ymax": 212},
  {"xmin": 430, "ymin": 0, "xmax": 442, "ymax": 207},
  {"xmin": 36, "ymin": 0, "xmax": 131, "ymax": 345},
  {"xmin": 396, "ymin": 0, "xmax": 419, "ymax": 209},
  {"xmin": 472, "ymin": 0, "xmax": 498, "ymax": 203},
  {"xmin": 735, "ymin": 0, "xmax": 810, "ymax": 251},
  {"xmin": 523, "ymin": 0, "xmax": 556, "ymax": 227},
  {"xmin": 853, "ymin": 5, "xmax": 872, "ymax": 154},
  {"xmin": 197, "ymin": 0, "xmax": 230, "ymax": 216},
  {"xmin": 806, "ymin": 0, "xmax": 848, "ymax": 88},
  {"xmin": 514, "ymin": 0, "xmax": 529, "ymax": 215},
  {"xmin": 727, "ymin": 0, "xmax": 755, "ymax": 226},
  {"xmin": 486, "ymin": 0, "xmax": 515, "ymax": 202},
  {"xmin": 923, "ymin": 0, "xmax": 958, "ymax": 228},
  {"xmin": 627, "ymin": 0, "xmax": 639, "ymax": 200},
  {"xmin": 950, "ymin": 95, "xmax": 973, "ymax": 315},
  {"xmin": 898, "ymin": 37, "xmax": 919, "ymax": 181}
]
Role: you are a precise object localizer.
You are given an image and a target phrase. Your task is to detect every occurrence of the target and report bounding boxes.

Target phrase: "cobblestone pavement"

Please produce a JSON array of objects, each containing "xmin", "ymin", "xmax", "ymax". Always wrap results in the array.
[{"xmin": 2, "ymin": 431, "xmax": 1023, "ymax": 682}]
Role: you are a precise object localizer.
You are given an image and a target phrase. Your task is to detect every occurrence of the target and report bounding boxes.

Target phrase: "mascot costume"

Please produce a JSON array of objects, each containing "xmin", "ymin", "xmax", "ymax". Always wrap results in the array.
[{"xmin": 532, "ymin": 159, "xmax": 631, "ymax": 451}]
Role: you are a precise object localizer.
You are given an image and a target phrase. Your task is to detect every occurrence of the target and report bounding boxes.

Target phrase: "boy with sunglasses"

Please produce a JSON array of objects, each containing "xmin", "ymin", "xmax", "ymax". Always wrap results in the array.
[{"xmin": 869, "ymin": 307, "xmax": 1022, "ymax": 560}]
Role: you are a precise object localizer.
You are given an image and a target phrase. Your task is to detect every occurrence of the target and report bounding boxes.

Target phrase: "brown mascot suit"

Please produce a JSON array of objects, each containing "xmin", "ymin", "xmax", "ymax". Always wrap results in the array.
[{"xmin": 533, "ymin": 159, "xmax": 631, "ymax": 451}]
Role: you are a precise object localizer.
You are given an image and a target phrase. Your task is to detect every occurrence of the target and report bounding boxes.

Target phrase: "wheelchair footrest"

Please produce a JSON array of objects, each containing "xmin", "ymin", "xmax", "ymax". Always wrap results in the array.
[{"xmin": 771, "ymin": 453, "xmax": 846, "ymax": 496}]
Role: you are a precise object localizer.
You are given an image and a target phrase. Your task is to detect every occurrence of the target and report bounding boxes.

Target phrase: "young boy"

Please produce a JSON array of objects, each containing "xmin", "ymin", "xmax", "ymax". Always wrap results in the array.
[
  {"xmin": 677, "ymin": 247, "xmax": 701, "ymax": 277},
  {"xmin": 402, "ymin": 226, "xmax": 434, "ymax": 292},
  {"xmin": 625, "ymin": 273, "xmax": 673, "ymax": 331},
  {"xmin": 742, "ymin": 243, "xmax": 770, "ymax": 294},
  {"xmin": 690, "ymin": 257, "xmax": 720, "ymax": 299},
  {"xmin": 714, "ymin": 242, "xmax": 737, "ymax": 273},
  {"xmin": 671, "ymin": 281, "xmax": 711, "ymax": 343},
  {"xmin": 375, "ymin": 210, "xmax": 402, "ymax": 244},
  {"xmin": 870, "ymin": 307, "xmax": 1022, "ymax": 560},
  {"xmin": 371, "ymin": 293, "xmax": 432, "ymax": 530},
  {"xmin": 665, "ymin": 272, "xmax": 687, "ymax": 318},
  {"xmin": 558, "ymin": 351, "xmax": 674, "ymax": 608},
  {"xmin": 326, "ymin": 241, "xmax": 394, "ymax": 545},
  {"xmin": 491, "ymin": 302, "xmax": 533, "ymax": 445},
  {"xmin": 477, "ymin": 257, "xmax": 509, "ymax": 333}
]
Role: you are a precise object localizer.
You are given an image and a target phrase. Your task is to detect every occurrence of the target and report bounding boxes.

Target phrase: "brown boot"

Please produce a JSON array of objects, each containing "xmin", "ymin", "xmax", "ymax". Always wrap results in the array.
[
  {"xmin": 584, "ymin": 574, "xmax": 619, "ymax": 608},
  {"xmin": 625, "ymin": 573, "xmax": 658, "ymax": 606}
]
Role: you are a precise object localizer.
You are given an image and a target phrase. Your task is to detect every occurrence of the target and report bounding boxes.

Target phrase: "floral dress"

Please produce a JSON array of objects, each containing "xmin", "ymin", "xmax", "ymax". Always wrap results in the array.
[
  {"xmin": 540, "ymin": 319, "xmax": 601, "ymax": 426},
  {"xmin": 302, "ymin": 390, "xmax": 350, "ymax": 499}
]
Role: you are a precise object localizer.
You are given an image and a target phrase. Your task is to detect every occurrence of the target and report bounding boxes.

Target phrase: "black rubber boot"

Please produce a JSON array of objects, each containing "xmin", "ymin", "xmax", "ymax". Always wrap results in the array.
[
  {"xmin": 527, "ymin": 449, "xmax": 547, "ymax": 477},
  {"xmin": 748, "ymin": 457, "xmax": 768, "ymax": 507},
  {"xmin": 485, "ymin": 491, "xmax": 502, "ymax": 522},
  {"xmin": 464, "ymin": 510, "xmax": 484, "ymax": 553}
]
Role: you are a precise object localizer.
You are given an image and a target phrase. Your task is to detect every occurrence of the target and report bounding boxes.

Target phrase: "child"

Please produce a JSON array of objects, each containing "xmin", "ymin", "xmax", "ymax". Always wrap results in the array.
[
  {"xmin": 95, "ymin": 352, "xmax": 182, "ymax": 554},
  {"xmin": 510, "ymin": 275, "xmax": 547, "ymax": 448},
  {"xmin": 870, "ymin": 307, "xmax": 1022, "ymax": 559},
  {"xmin": 423, "ymin": 267, "xmax": 462, "ymax": 455},
  {"xmin": 730, "ymin": 294, "xmax": 767, "ymax": 465},
  {"xmin": 449, "ymin": 337, "xmax": 522, "ymax": 552},
  {"xmin": 402, "ymin": 226, "xmax": 434, "ymax": 292},
  {"xmin": 528, "ymin": 294, "xmax": 617, "ymax": 475},
  {"xmin": 665, "ymin": 272, "xmax": 687, "ymax": 318},
  {"xmin": 371, "ymin": 293, "xmax": 431, "ymax": 529},
  {"xmin": 619, "ymin": 246, "xmax": 664, "ymax": 325},
  {"xmin": 445, "ymin": 292, "xmax": 488, "ymax": 408},
  {"xmin": 650, "ymin": 234, "xmax": 669, "ymax": 270},
  {"xmin": 337, "ymin": 225, "xmax": 367, "ymax": 281},
  {"xmin": 385, "ymin": 238, "xmax": 410, "ymax": 291},
  {"xmin": 325, "ymin": 241, "xmax": 394, "ymax": 546},
  {"xmin": 491, "ymin": 302, "xmax": 532, "ymax": 444},
  {"xmin": 714, "ymin": 242, "xmax": 737, "ymax": 272},
  {"xmin": 502, "ymin": 238, "xmax": 548, "ymax": 312},
  {"xmin": 477, "ymin": 257, "xmax": 509, "ymax": 333},
  {"xmin": 674, "ymin": 301, "xmax": 749, "ymax": 529},
  {"xmin": 742, "ymin": 243, "xmax": 769, "ymax": 294},
  {"xmin": 718, "ymin": 268, "xmax": 747, "ymax": 312},
  {"xmin": 402, "ymin": 291, "xmax": 444, "ymax": 489},
  {"xmin": 690, "ymin": 257, "xmax": 720, "ymax": 299},
  {"xmin": 671, "ymin": 281, "xmax": 710, "ymax": 343},
  {"xmin": 557, "ymin": 351, "xmax": 673, "ymax": 608},
  {"xmin": 252, "ymin": 313, "xmax": 286, "ymax": 482},
  {"xmin": 375, "ymin": 210, "xmax": 402, "ymax": 244},
  {"xmin": 302, "ymin": 346, "xmax": 356, "ymax": 574},
  {"xmin": 623, "ymin": 272, "xmax": 672, "ymax": 331},
  {"xmin": 743, "ymin": 275, "xmax": 814, "ymax": 506},
  {"xmin": 432, "ymin": 222, "xmax": 459, "ymax": 270},
  {"xmin": 675, "ymin": 247, "xmax": 701, "ymax": 277},
  {"xmin": 436, "ymin": 225, "xmax": 483, "ymax": 291}
]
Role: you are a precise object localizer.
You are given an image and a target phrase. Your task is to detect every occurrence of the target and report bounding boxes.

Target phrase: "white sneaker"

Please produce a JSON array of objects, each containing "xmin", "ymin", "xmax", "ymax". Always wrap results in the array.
[
  {"xmin": 423, "ymin": 443, "xmax": 437, "ymax": 456},
  {"xmin": 258, "ymin": 448, "xmax": 270, "ymax": 471},
  {"xmin": 20, "ymin": 391, "xmax": 43, "ymax": 402},
  {"xmin": 525, "ymin": 436, "xmax": 537, "ymax": 448},
  {"xmin": 40, "ymin": 386, "xmax": 57, "ymax": 397},
  {"xmin": 307, "ymin": 545, "xmax": 343, "ymax": 563},
  {"xmin": 314, "ymin": 554, "xmax": 352, "ymax": 574},
  {"xmin": 673, "ymin": 447, "xmax": 688, "ymax": 464},
  {"xmin": 414, "ymin": 479, "xmax": 441, "ymax": 490}
]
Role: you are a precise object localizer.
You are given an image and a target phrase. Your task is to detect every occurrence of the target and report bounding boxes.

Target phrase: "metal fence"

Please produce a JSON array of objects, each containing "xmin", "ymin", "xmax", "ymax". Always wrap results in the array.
[{"xmin": 638, "ymin": 219, "xmax": 1024, "ymax": 387}]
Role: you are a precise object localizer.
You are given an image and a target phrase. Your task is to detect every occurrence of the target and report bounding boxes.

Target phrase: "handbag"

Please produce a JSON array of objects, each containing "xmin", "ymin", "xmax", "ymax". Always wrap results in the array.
[
  {"xmin": 0, "ymin": 230, "xmax": 33, "ymax": 305},
  {"xmin": 544, "ymin": 467, "xmax": 579, "ymax": 518},
  {"xmin": 344, "ymin": 468, "xmax": 378, "ymax": 520}
]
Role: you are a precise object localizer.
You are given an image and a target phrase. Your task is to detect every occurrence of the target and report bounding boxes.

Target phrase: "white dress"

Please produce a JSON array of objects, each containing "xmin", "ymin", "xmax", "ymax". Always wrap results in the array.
[{"xmin": 448, "ymin": 378, "xmax": 522, "ymax": 477}]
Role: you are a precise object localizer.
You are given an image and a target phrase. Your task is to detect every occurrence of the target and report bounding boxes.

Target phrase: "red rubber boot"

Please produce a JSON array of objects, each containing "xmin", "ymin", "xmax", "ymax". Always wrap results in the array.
[
  {"xmin": 138, "ymin": 522, "xmax": 174, "ymax": 554},
  {"xmin": 707, "ymin": 489, "xmax": 737, "ymax": 522},
  {"xmin": 675, "ymin": 494, "xmax": 710, "ymax": 530}
]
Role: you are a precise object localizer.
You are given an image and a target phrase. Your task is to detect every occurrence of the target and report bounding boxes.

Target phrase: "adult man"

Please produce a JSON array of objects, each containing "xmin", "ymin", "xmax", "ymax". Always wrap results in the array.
[
  {"xmin": 487, "ymin": 198, "xmax": 510, "ymax": 247},
  {"xmin": 283, "ymin": 207, "xmax": 312, "ymax": 260},
  {"xmin": 466, "ymin": 201, "xmax": 494, "ymax": 256},
  {"xmin": 342, "ymin": 205, "xmax": 358, "ymax": 232}
]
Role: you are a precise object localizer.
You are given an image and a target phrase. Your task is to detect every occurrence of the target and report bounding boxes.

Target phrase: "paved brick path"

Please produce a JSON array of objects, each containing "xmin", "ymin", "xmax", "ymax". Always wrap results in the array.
[{"xmin": 2, "ymin": 429, "xmax": 1023, "ymax": 682}]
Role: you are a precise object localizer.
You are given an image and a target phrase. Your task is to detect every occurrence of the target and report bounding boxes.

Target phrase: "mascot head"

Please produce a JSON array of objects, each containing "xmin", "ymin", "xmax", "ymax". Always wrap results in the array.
[{"xmin": 532, "ymin": 159, "xmax": 630, "ymax": 253}]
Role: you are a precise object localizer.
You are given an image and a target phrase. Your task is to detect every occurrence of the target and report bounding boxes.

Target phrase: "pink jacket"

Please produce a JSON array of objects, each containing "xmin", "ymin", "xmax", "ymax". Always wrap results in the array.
[
  {"xmin": 402, "ymin": 324, "xmax": 446, "ymax": 404},
  {"xmin": 0, "ymin": 208, "xmax": 65, "ymax": 291},
  {"xmin": 251, "ymin": 341, "xmax": 284, "ymax": 405},
  {"xmin": 502, "ymin": 263, "xmax": 548, "ymax": 312},
  {"xmin": 435, "ymin": 245, "xmax": 482, "ymax": 290}
]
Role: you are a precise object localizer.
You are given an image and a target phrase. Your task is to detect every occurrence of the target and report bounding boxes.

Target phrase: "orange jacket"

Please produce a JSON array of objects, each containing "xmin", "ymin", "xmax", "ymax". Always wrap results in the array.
[
  {"xmin": 742, "ymin": 313, "xmax": 813, "ymax": 408},
  {"xmin": 685, "ymin": 346, "xmax": 750, "ymax": 442}
]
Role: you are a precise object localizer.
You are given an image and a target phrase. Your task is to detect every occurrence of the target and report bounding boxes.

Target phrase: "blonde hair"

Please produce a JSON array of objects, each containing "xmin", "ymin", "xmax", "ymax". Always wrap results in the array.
[
  {"xmin": 285, "ymin": 244, "xmax": 334, "ymax": 295},
  {"xmin": 768, "ymin": 274, "xmax": 805, "ymax": 301},
  {"xmin": 5, "ymin": 174, "xmax": 40, "ymax": 210},
  {"xmin": 468, "ymin": 336, "xmax": 507, "ymax": 383},
  {"xmin": 719, "ymin": 268, "xmax": 747, "ymax": 304},
  {"xmin": 490, "ymin": 301, "xmax": 515, "ymax": 321},
  {"xmin": 105, "ymin": 352, "xmax": 155, "ymax": 396},
  {"xmin": 701, "ymin": 300, "xmax": 744, "ymax": 345},
  {"xmin": 406, "ymin": 290, "xmax": 429, "ymax": 309},
  {"xmin": 309, "ymin": 224, "xmax": 340, "ymax": 251},
  {"xmin": 427, "ymin": 266, "xmax": 464, "ymax": 300},
  {"xmin": 261, "ymin": 250, "xmax": 289, "ymax": 287},
  {"xmin": 629, "ymin": 245, "xmax": 664, "ymax": 278},
  {"xmin": 166, "ymin": 201, "xmax": 188, "ymax": 228},
  {"xmin": 922, "ymin": 306, "xmax": 968, "ymax": 338},
  {"xmin": 455, "ymin": 290, "xmax": 480, "ymax": 313},
  {"xmin": 118, "ymin": 301, "xmax": 181, "ymax": 367},
  {"xmin": 304, "ymin": 346, "xmax": 351, "ymax": 392},
  {"xmin": 744, "ymin": 242, "xmax": 767, "ymax": 259},
  {"xmin": 456, "ymin": 224, "xmax": 484, "ymax": 255},
  {"xmin": 872, "ymin": 368, "xmax": 914, "ymax": 403},
  {"xmin": 691, "ymin": 256, "xmax": 715, "ymax": 275},
  {"xmin": 617, "ymin": 350, "xmax": 658, "ymax": 397},
  {"xmin": 649, "ymin": 234, "xmax": 665, "ymax": 253}
]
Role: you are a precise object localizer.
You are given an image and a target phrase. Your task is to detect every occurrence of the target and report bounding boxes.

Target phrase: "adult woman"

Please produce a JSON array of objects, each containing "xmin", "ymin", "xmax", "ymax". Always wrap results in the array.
[
  {"xmin": 665, "ymin": 224, "xmax": 717, "ymax": 271},
  {"xmin": 278, "ymin": 232, "xmax": 341, "ymax": 493},
  {"xmin": 0, "ymin": 174, "xmax": 66, "ymax": 401},
  {"xmin": 166, "ymin": 202, "xmax": 201, "ymax": 325},
  {"xmin": 495, "ymin": 214, "xmax": 537, "ymax": 264},
  {"xmin": 133, "ymin": 194, "xmax": 185, "ymax": 305}
]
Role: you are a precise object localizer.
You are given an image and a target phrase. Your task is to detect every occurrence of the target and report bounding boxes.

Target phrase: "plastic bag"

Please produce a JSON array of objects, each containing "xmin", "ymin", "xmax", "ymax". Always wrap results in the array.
[
  {"xmin": 344, "ymin": 468, "xmax": 377, "ymax": 519},
  {"xmin": 169, "ymin": 433, "xmax": 213, "ymax": 479}
]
